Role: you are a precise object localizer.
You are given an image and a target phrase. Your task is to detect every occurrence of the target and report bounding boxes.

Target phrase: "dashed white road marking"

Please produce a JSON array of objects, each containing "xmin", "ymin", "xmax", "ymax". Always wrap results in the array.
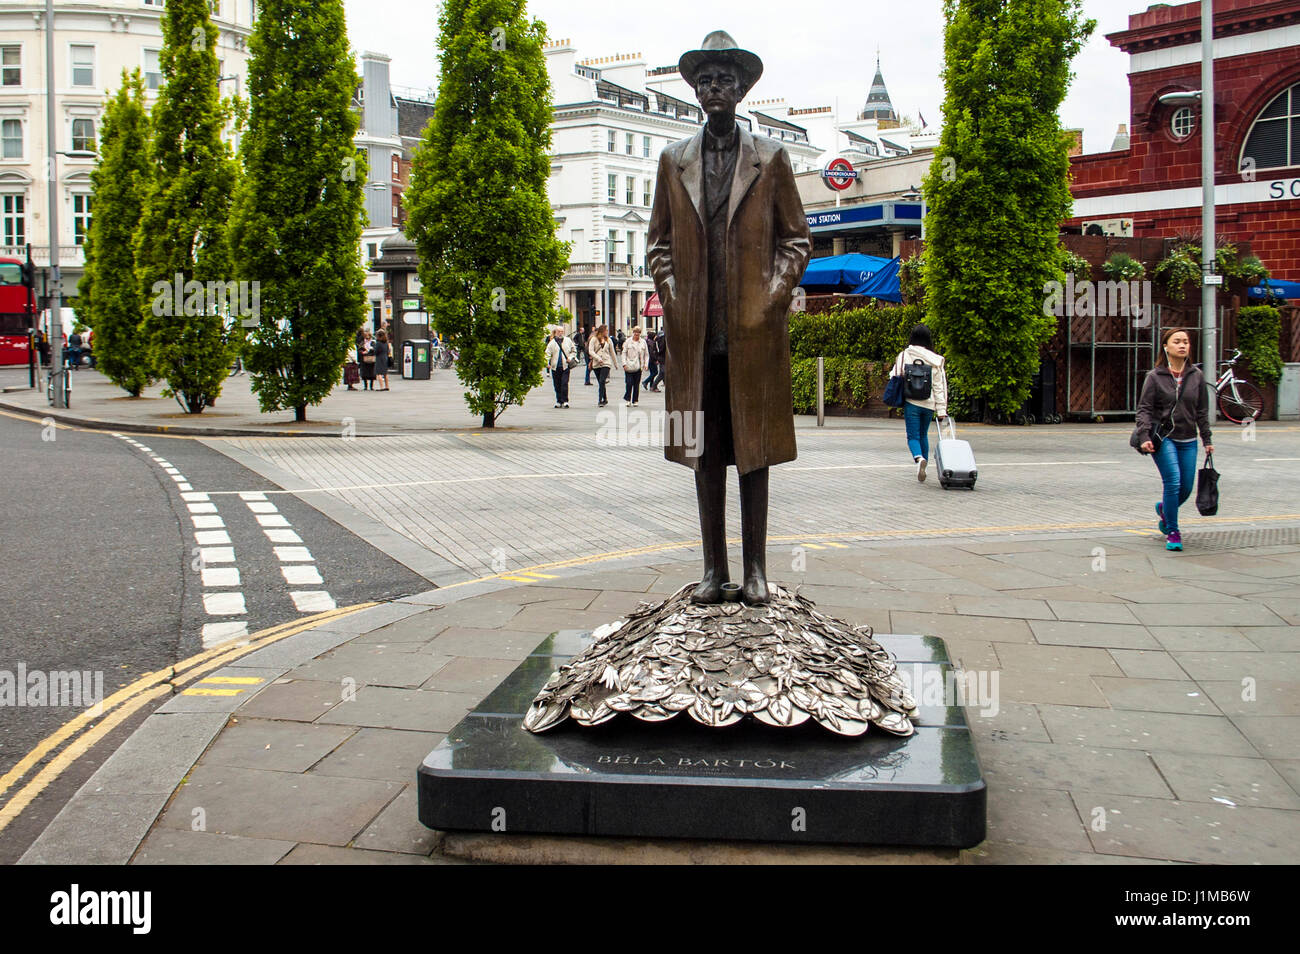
[
  {"xmin": 255, "ymin": 514, "xmax": 290, "ymax": 527},
  {"xmin": 246, "ymin": 501, "xmax": 279, "ymax": 514},
  {"xmin": 264, "ymin": 528, "xmax": 302, "ymax": 543},
  {"xmin": 201, "ymin": 566, "xmax": 241, "ymax": 587},
  {"xmin": 195, "ymin": 530, "xmax": 232, "ymax": 546},
  {"xmin": 201, "ymin": 621, "xmax": 249, "ymax": 649},
  {"xmin": 187, "ymin": 502, "xmax": 218, "ymax": 514},
  {"xmin": 239, "ymin": 491, "xmax": 267, "ymax": 501},
  {"xmin": 290, "ymin": 591, "xmax": 336, "ymax": 612},
  {"xmin": 273, "ymin": 546, "xmax": 313, "ymax": 562},
  {"xmin": 201, "ymin": 546, "xmax": 236, "ymax": 564},
  {"xmin": 203, "ymin": 592, "xmax": 247, "ymax": 616},
  {"xmin": 191, "ymin": 515, "xmax": 225, "ymax": 529},
  {"xmin": 281, "ymin": 565, "xmax": 323, "ymax": 586}
]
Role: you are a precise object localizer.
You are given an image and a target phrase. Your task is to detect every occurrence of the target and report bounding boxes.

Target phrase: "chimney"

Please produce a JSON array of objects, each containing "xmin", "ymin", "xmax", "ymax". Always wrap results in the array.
[{"xmin": 1110, "ymin": 122, "xmax": 1130, "ymax": 152}]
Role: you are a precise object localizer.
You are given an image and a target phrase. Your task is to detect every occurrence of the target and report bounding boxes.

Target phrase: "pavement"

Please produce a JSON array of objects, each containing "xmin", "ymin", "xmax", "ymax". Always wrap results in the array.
[{"xmin": 4, "ymin": 365, "xmax": 1300, "ymax": 864}]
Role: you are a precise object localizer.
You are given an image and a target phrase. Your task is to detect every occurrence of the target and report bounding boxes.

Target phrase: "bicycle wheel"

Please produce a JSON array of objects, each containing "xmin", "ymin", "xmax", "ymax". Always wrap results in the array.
[{"xmin": 1218, "ymin": 379, "xmax": 1263, "ymax": 423}]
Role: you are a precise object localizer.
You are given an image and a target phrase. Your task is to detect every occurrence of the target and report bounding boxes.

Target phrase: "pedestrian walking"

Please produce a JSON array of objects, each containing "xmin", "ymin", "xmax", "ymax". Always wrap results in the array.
[
  {"xmin": 545, "ymin": 326, "xmax": 577, "ymax": 407},
  {"xmin": 66, "ymin": 330, "xmax": 83, "ymax": 370},
  {"xmin": 374, "ymin": 330, "xmax": 391, "ymax": 390},
  {"xmin": 359, "ymin": 328, "xmax": 377, "ymax": 390},
  {"xmin": 587, "ymin": 324, "xmax": 617, "ymax": 407},
  {"xmin": 651, "ymin": 330, "xmax": 666, "ymax": 391},
  {"xmin": 643, "ymin": 329, "xmax": 661, "ymax": 392},
  {"xmin": 622, "ymin": 325, "xmax": 649, "ymax": 406},
  {"xmin": 1134, "ymin": 327, "xmax": 1213, "ymax": 552},
  {"xmin": 890, "ymin": 323, "xmax": 949, "ymax": 482},
  {"xmin": 581, "ymin": 326, "xmax": 595, "ymax": 386},
  {"xmin": 615, "ymin": 329, "xmax": 626, "ymax": 355}
]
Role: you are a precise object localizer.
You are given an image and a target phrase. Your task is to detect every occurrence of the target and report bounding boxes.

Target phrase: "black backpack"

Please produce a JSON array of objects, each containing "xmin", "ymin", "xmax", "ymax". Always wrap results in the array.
[{"xmin": 904, "ymin": 358, "xmax": 932, "ymax": 400}]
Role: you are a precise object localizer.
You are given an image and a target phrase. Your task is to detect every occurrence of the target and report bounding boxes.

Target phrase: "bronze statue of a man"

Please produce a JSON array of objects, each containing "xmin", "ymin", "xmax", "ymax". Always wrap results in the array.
[{"xmin": 647, "ymin": 31, "xmax": 811, "ymax": 606}]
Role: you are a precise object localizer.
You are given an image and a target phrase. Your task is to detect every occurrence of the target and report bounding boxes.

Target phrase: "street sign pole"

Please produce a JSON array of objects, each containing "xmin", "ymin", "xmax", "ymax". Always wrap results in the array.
[
  {"xmin": 1201, "ymin": 0, "xmax": 1217, "ymax": 421},
  {"xmin": 44, "ymin": 0, "xmax": 66, "ymax": 408}
]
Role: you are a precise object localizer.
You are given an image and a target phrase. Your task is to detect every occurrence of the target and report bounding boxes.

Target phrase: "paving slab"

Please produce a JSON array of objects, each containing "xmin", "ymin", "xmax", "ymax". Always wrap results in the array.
[
  {"xmin": 201, "ymin": 718, "xmax": 356, "ymax": 773},
  {"xmin": 1028, "ymin": 619, "xmax": 1159, "ymax": 649},
  {"xmin": 1230, "ymin": 716, "xmax": 1300, "ymax": 760},
  {"xmin": 1129, "ymin": 601, "xmax": 1287, "ymax": 627},
  {"xmin": 419, "ymin": 655, "xmax": 518, "ymax": 696},
  {"xmin": 1199, "ymin": 679, "xmax": 1300, "ymax": 717},
  {"xmin": 315, "ymin": 685, "xmax": 480, "ymax": 733},
  {"xmin": 1036, "ymin": 705, "xmax": 1258, "ymax": 756},
  {"xmin": 1107, "ymin": 649, "xmax": 1189, "ymax": 680},
  {"xmin": 287, "ymin": 643, "xmax": 450, "ymax": 688},
  {"xmin": 994, "ymin": 643, "xmax": 1123, "ymax": 675},
  {"xmin": 1172, "ymin": 651, "xmax": 1300, "ymax": 682},
  {"xmin": 155, "ymin": 763, "xmax": 401, "ymax": 846},
  {"xmin": 236, "ymin": 678, "xmax": 345, "ymax": 722},
  {"xmin": 1148, "ymin": 752, "xmax": 1300, "ymax": 810},
  {"xmin": 1239, "ymin": 626, "xmax": 1300, "ymax": 651},
  {"xmin": 1076, "ymin": 792, "xmax": 1300, "ymax": 864},
  {"xmin": 132, "ymin": 829, "xmax": 297, "ymax": 865},
  {"xmin": 311, "ymin": 727, "xmax": 445, "ymax": 782},
  {"xmin": 965, "ymin": 841, "xmax": 1173, "ymax": 864},
  {"xmin": 426, "ymin": 626, "xmax": 552, "ymax": 660},
  {"xmin": 20, "ymin": 793, "xmax": 170, "ymax": 865},
  {"xmin": 891, "ymin": 611, "xmax": 1034, "ymax": 644},
  {"xmin": 982, "ymin": 783, "xmax": 1091, "ymax": 851},
  {"xmin": 356, "ymin": 784, "xmax": 441, "ymax": 855},
  {"xmin": 1092, "ymin": 678, "xmax": 1222, "ymax": 716},
  {"xmin": 965, "ymin": 700, "xmax": 1052, "ymax": 744},
  {"xmin": 278, "ymin": 843, "xmax": 448, "ymax": 864},
  {"xmin": 996, "ymin": 667, "xmax": 1109, "ymax": 707},
  {"xmin": 78, "ymin": 712, "xmax": 228, "ymax": 796},
  {"xmin": 1046, "ymin": 601, "xmax": 1142, "ymax": 624},
  {"xmin": 980, "ymin": 740, "xmax": 1174, "ymax": 798},
  {"xmin": 1147, "ymin": 626, "xmax": 1263, "ymax": 653},
  {"xmin": 950, "ymin": 596, "xmax": 1057, "ymax": 620}
]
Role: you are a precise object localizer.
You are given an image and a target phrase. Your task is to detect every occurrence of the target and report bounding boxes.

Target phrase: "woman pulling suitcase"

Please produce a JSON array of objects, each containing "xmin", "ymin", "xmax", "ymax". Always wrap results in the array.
[
  {"xmin": 1134, "ymin": 328, "xmax": 1213, "ymax": 551},
  {"xmin": 891, "ymin": 323, "xmax": 949, "ymax": 482}
]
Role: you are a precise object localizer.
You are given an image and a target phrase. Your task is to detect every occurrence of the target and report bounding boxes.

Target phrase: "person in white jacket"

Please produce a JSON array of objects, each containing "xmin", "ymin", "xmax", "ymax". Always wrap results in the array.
[
  {"xmin": 545, "ymin": 327, "xmax": 578, "ymax": 407},
  {"xmin": 891, "ymin": 323, "xmax": 949, "ymax": 482},
  {"xmin": 621, "ymin": 326, "xmax": 650, "ymax": 406}
]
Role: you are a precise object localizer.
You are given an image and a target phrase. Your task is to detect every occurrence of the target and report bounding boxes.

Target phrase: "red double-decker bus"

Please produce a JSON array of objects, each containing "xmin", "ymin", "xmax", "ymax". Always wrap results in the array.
[{"xmin": 0, "ymin": 255, "xmax": 36, "ymax": 366}]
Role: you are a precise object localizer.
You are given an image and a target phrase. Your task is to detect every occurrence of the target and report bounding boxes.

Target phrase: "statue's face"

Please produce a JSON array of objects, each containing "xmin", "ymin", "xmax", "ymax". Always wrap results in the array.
[{"xmin": 694, "ymin": 58, "xmax": 743, "ymax": 116}]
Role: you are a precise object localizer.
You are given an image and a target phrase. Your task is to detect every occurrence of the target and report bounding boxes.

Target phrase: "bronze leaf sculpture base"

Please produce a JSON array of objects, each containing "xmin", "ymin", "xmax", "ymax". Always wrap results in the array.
[{"xmin": 524, "ymin": 583, "xmax": 918, "ymax": 737}]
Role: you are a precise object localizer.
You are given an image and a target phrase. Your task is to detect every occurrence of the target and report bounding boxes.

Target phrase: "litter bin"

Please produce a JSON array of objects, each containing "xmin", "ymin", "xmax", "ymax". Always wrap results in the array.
[
  {"xmin": 403, "ymin": 339, "xmax": 431, "ymax": 380},
  {"xmin": 1279, "ymin": 363, "xmax": 1300, "ymax": 421}
]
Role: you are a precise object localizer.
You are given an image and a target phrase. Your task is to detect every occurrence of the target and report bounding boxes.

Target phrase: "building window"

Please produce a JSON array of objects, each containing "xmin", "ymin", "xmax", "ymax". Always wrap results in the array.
[
  {"xmin": 625, "ymin": 176, "xmax": 634, "ymax": 205},
  {"xmin": 626, "ymin": 230, "xmax": 635, "ymax": 266},
  {"xmin": 607, "ymin": 173, "xmax": 616, "ymax": 203},
  {"xmin": 1, "ymin": 119, "xmax": 21, "ymax": 159},
  {"xmin": 1242, "ymin": 83, "xmax": 1299, "ymax": 172},
  {"xmin": 71, "ymin": 45, "xmax": 95, "ymax": 87},
  {"xmin": 625, "ymin": 132, "xmax": 634, "ymax": 155},
  {"xmin": 250, "ymin": 1, "xmax": 257, "ymax": 23},
  {"xmin": 2, "ymin": 194, "xmax": 24, "ymax": 247},
  {"xmin": 208, "ymin": 0, "xmax": 221, "ymax": 14},
  {"xmin": 643, "ymin": 135, "xmax": 650, "ymax": 158},
  {"xmin": 642, "ymin": 179, "xmax": 650, "ymax": 206},
  {"xmin": 367, "ymin": 243, "xmax": 378, "ymax": 260},
  {"xmin": 1170, "ymin": 106, "xmax": 1195, "ymax": 140},
  {"xmin": 143, "ymin": 49, "xmax": 163, "ymax": 90},
  {"xmin": 144, "ymin": 0, "xmax": 165, "ymax": 6},
  {"xmin": 71, "ymin": 118, "xmax": 95, "ymax": 153},
  {"xmin": 73, "ymin": 194, "xmax": 92, "ymax": 246},
  {"xmin": 607, "ymin": 130, "xmax": 615, "ymax": 153},
  {"xmin": 1, "ymin": 46, "xmax": 20, "ymax": 87},
  {"xmin": 607, "ymin": 229, "xmax": 617, "ymax": 263}
]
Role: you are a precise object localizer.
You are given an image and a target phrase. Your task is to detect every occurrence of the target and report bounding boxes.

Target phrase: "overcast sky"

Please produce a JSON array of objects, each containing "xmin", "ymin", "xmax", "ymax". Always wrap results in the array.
[{"xmin": 341, "ymin": 0, "xmax": 1145, "ymax": 154}]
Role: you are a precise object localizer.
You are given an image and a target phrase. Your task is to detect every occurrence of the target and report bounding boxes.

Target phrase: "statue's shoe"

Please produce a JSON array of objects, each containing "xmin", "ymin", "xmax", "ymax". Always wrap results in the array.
[
  {"xmin": 690, "ymin": 575, "xmax": 727, "ymax": 604},
  {"xmin": 742, "ymin": 573, "xmax": 769, "ymax": 605}
]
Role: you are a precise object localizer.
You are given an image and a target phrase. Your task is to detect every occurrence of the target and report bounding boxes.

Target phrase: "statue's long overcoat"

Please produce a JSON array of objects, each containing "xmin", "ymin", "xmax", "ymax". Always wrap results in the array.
[{"xmin": 647, "ymin": 125, "xmax": 811, "ymax": 475}]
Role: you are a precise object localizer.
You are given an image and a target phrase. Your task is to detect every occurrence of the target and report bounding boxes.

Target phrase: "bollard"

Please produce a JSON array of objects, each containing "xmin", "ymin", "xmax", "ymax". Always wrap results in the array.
[{"xmin": 817, "ymin": 356, "xmax": 825, "ymax": 427}]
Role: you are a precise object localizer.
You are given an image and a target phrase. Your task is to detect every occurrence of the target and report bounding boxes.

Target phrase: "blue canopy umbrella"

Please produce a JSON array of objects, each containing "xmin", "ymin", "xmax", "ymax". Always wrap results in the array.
[
  {"xmin": 800, "ymin": 253, "xmax": 893, "ymax": 289},
  {"xmin": 1248, "ymin": 279, "xmax": 1300, "ymax": 301},
  {"xmin": 851, "ymin": 256, "xmax": 903, "ymax": 303}
]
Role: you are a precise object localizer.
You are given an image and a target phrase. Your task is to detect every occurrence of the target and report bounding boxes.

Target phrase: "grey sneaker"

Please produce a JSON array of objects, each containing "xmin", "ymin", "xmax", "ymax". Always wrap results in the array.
[{"xmin": 917, "ymin": 457, "xmax": 927, "ymax": 482}]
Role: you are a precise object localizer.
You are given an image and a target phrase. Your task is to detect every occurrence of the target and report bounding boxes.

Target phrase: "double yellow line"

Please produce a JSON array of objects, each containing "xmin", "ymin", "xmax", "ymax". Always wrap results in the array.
[{"xmin": 0, "ymin": 603, "xmax": 375, "ymax": 835}]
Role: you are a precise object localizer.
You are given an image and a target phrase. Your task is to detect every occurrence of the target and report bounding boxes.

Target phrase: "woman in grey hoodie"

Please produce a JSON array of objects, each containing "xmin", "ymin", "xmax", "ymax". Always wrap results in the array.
[
  {"xmin": 1135, "ymin": 328, "xmax": 1213, "ymax": 551},
  {"xmin": 891, "ymin": 323, "xmax": 949, "ymax": 482}
]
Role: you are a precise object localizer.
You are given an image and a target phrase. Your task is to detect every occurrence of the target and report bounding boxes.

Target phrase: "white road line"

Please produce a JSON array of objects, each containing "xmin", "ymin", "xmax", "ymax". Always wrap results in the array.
[
  {"xmin": 273, "ymin": 546, "xmax": 313, "ymax": 562},
  {"xmin": 170, "ymin": 474, "xmax": 187, "ymax": 483},
  {"xmin": 204, "ymin": 472, "xmax": 609, "ymax": 495},
  {"xmin": 195, "ymin": 530, "xmax": 232, "ymax": 546},
  {"xmin": 177, "ymin": 483, "xmax": 193, "ymax": 491},
  {"xmin": 200, "ymin": 546, "xmax": 236, "ymax": 564},
  {"xmin": 201, "ymin": 566, "xmax": 241, "ymax": 587},
  {"xmin": 202, "ymin": 621, "xmax": 249, "ymax": 649},
  {"xmin": 256, "ymin": 514, "xmax": 290, "ymax": 527},
  {"xmin": 281, "ymin": 565, "xmax": 323, "ymax": 586},
  {"xmin": 191, "ymin": 515, "xmax": 225, "ymax": 529},
  {"xmin": 203, "ymin": 592, "xmax": 247, "ymax": 615},
  {"xmin": 239, "ymin": 491, "xmax": 267, "ymax": 501},
  {"xmin": 187, "ymin": 502, "xmax": 218, "ymax": 514},
  {"xmin": 181, "ymin": 492, "xmax": 211, "ymax": 502},
  {"xmin": 290, "ymin": 591, "xmax": 336, "ymax": 612},
  {"xmin": 264, "ymin": 528, "xmax": 303, "ymax": 543},
  {"xmin": 245, "ymin": 501, "xmax": 279, "ymax": 514}
]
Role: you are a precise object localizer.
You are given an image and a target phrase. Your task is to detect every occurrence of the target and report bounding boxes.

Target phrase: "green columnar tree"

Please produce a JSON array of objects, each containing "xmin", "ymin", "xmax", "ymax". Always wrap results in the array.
[
  {"xmin": 404, "ymin": 0, "xmax": 568, "ymax": 427},
  {"xmin": 229, "ymin": 0, "xmax": 368, "ymax": 422},
  {"xmin": 924, "ymin": 0, "xmax": 1094, "ymax": 417},
  {"xmin": 134, "ymin": 0, "xmax": 237, "ymax": 413},
  {"xmin": 79, "ymin": 70, "xmax": 154, "ymax": 396}
]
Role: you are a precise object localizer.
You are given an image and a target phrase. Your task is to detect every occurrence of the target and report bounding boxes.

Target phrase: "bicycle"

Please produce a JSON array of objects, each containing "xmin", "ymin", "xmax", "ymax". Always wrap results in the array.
[
  {"xmin": 1211, "ymin": 348, "xmax": 1263, "ymax": 424},
  {"xmin": 432, "ymin": 345, "xmax": 457, "ymax": 370}
]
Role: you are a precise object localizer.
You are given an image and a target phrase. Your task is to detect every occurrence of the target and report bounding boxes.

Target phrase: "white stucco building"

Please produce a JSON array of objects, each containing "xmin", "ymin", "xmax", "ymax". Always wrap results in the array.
[{"xmin": 0, "ymin": 0, "xmax": 255, "ymax": 302}]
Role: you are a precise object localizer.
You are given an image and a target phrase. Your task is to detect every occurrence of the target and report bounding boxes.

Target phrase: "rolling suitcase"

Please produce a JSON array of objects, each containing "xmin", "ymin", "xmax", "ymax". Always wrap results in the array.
[{"xmin": 934, "ymin": 417, "xmax": 977, "ymax": 489}]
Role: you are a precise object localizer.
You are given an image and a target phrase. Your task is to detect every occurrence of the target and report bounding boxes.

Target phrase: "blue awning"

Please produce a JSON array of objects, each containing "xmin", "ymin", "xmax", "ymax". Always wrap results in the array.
[
  {"xmin": 800, "ymin": 253, "xmax": 893, "ymax": 288},
  {"xmin": 851, "ymin": 255, "xmax": 903, "ymax": 303},
  {"xmin": 1248, "ymin": 279, "xmax": 1300, "ymax": 301}
]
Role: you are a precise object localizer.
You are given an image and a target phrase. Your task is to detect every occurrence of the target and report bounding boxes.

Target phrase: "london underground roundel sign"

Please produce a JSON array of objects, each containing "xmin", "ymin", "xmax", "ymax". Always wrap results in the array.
[{"xmin": 822, "ymin": 157, "xmax": 858, "ymax": 191}]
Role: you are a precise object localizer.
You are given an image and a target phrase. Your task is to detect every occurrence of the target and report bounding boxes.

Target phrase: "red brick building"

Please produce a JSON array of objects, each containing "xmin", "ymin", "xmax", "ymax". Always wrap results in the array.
[{"xmin": 1067, "ymin": 0, "xmax": 1300, "ymax": 280}]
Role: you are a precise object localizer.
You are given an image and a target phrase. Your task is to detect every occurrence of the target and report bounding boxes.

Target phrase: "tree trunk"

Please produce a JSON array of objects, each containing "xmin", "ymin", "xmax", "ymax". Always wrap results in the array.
[
  {"xmin": 482, "ymin": 409, "xmax": 495, "ymax": 428},
  {"xmin": 295, "ymin": 404, "xmax": 307, "ymax": 422}
]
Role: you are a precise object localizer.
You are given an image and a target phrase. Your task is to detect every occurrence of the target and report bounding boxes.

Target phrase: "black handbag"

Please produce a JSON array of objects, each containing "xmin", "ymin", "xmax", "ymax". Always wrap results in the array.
[
  {"xmin": 1196, "ymin": 452, "xmax": 1219, "ymax": 516},
  {"xmin": 1130, "ymin": 414, "xmax": 1173, "ymax": 454},
  {"xmin": 883, "ymin": 374, "xmax": 905, "ymax": 407}
]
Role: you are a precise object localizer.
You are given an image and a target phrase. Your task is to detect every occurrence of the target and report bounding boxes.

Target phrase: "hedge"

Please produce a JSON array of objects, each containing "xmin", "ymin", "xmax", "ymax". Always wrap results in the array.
[{"xmin": 1237, "ymin": 305, "xmax": 1283, "ymax": 385}]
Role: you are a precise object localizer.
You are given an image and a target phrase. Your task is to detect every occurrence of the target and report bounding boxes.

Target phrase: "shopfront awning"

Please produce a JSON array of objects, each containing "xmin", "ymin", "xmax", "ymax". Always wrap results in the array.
[
  {"xmin": 850, "ymin": 255, "xmax": 903, "ymax": 303},
  {"xmin": 800, "ymin": 253, "xmax": 893, "ymax": 288},
  {"xmin": 1248, "ymin": 279, "xmax": 1300, "ymax": 301},
  {"xmin": 642, "ymin": 292, "xmax": 662, "ymax": 317}
]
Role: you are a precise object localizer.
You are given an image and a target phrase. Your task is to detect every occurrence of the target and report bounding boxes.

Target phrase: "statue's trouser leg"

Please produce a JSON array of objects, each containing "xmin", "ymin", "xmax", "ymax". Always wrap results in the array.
[
  {"xmin": 740, "ymin": 466, "xmax": 770, "ymax": 604},
  {"xmin": 692, "ymin": 462, "xmax": 729, "ymax": 603}
]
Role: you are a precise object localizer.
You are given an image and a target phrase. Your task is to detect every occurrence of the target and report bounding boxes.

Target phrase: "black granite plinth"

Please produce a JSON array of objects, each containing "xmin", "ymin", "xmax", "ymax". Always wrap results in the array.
[{"xmin": 418, "ymin": 631, "xmax": 986, "ymax": 847}]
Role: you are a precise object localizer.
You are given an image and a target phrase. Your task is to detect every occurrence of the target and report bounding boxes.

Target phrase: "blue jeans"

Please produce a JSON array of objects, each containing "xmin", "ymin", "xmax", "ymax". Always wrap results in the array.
[
  {"xmin": 1153, "ymin": 437, "xmax": 1198, "ymax": 534},
  {"xmin": 904, "ymin": 403, "xmax": 934, "ymax": 460}
]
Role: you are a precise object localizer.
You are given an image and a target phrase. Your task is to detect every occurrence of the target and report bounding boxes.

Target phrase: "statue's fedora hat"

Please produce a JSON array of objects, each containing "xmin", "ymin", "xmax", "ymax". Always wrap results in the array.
[{"xmin": 678, "ymin": 31, "xmax": 763, "ymax": 92}]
